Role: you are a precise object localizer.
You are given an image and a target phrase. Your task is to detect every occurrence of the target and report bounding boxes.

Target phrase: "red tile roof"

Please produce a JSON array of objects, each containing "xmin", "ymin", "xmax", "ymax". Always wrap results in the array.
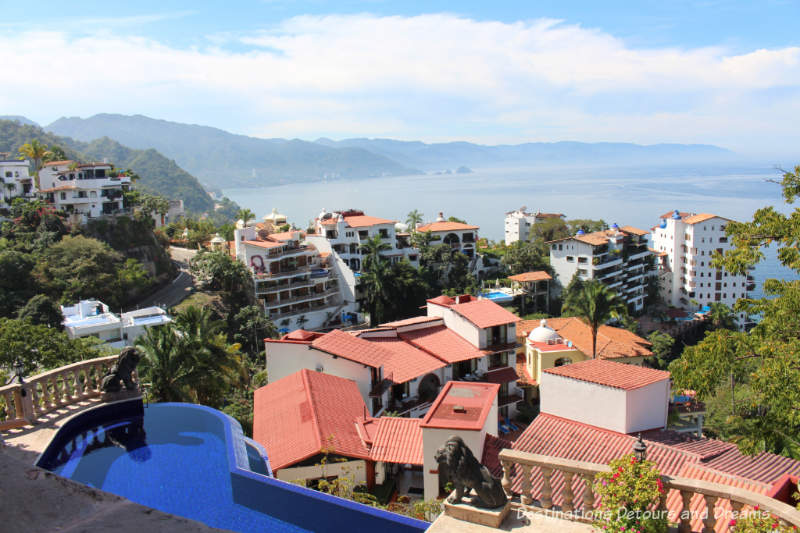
[
  {"xmin": 242, "ymin": 239, "xmax": 283, "ymax": 249},
  {"xmin": 660, "ymin": 210, "xmax": 693, "ymax": 219},
  {"xmin": 449, "ymin": 299, "xmax": 520, "ymax": 329},
  {"xmin": 426, "ymin": 295, "xmax": 455, "ymax": 306},
  {"xmin": 504, "ymin": 413, "xmax": 800, "ymax": 533},
  {"xmin": 684, "ymin": 213, "xmax": 730, "ymax": 225},
  {"xmin": 508, "ymin": 271, "xmax": 552, "ymax": 282},
  {"xmin": 519, "ymin": 317, "xmax": 653, "ymax": 359},
  {"xmin": 416, "ymin": 221, "xmax": 479, "ymax": 232},
  {"xmin": 267, "ymin": 230, "xmax": 300, "ymax": 241},
  {"xmin": 42, "ymin": 160, "xmax": 74, "ymax": 167},
  {"xmin": 515, "ymin": 353, "xmax": 536, "ymax": 386},
  {"xmin": 253, "ymin": 369, "xmax": 370, "ymax": 471},
  {"xmin": 399, "ymin": 325, "xmax": 486, "ymax": 364},
  {"xmin": 364, "ymin": 336, "xmax": 445, "ymax": 384},
  {"xmin": 369, "ymin": 417, "xmax": 424, "ymax": 465},
  {"xmin": 421, "ymin": 381, "xmax": 499, "ymax": 431},
  {"xmin": 311, "ymin": 329, "xmax": 394, "ymax": 369},
  {"xmin": 343, "ymin": 215, "xmax": 395, "ymax": 227},
  {"xmin": 482, "ymin": 433, "xmax": 513, "ymax": 477},
  {"xmin": 543, "ymin": 359, "xmax": 670, "ymax": 390},
  {"xmin": 379, "ymin": 316, "xmax": 442, "ymax": 328},
  {"xmin": 484, "ymin": 366, "xmax": 519, "ymax": 384}
]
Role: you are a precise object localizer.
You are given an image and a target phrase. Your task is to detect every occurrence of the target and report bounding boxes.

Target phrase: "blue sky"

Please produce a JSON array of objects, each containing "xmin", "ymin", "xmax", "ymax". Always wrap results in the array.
[{"xmin": 2, "ymin": 1, "xmax": 799, "ymax": 156}]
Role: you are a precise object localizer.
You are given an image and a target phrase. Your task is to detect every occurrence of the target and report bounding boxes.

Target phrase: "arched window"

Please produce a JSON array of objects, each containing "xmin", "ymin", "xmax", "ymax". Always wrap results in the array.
[{"xmin": 554, "ymin": 357, "xmax": 572, "ymax": 367}]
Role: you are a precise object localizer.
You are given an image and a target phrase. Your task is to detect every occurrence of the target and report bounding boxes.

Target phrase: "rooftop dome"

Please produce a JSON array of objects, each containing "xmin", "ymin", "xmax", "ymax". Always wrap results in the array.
[
  {"xmin": 611, "ymin": 223, "xmax": 619, "ymax": 230},
  {"xmin": 527, "ymin": 319, "xmax": 561, "ymax": 343},
  {"xmin": 436, "ymin": 212, "xmax": 445, "ymax": 222},
  {"xmin": 659, "ymin": 219, "xmax": 667, "ymax": 229},
  {"xmin": 576, "ymin": 229, "xmax": 585, "ymax": 236},
  {"xmin": 263, "ymin": 208, "xmax": 287, "ymax": 222},
  {"xmin": 671, "ymin": 209, "xmax": 682, "ymax": 220}
]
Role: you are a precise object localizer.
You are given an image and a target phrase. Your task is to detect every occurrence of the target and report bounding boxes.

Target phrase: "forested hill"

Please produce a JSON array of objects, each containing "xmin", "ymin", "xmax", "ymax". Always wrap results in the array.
[
  {"xmin": 0, "ymin": 119, "xmax": 215, "ymax": 213},
  {"xmin": 47, "ymin": 114, "xmax": 420, "ymax": 189}
]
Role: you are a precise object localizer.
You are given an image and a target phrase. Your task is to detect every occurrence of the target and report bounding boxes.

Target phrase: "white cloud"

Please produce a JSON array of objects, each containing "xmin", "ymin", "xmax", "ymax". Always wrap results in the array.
[{"xmin": 2, "ymin": 14, "xmax": 799, "ymax": 154}]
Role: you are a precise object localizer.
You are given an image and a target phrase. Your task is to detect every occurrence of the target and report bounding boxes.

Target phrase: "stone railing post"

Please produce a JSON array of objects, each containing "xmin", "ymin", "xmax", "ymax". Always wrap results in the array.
[
  {"xmin": 679, "ymin": 490, "xmax": 693, "ymax": 533},
  {"xmin": 582, "ymin": 473, "xmax": 595, "ymax": 512},
  {"xmin": 501, "ymin": 460, "xmax": 512, "ymax": 497},
  {"xmin": 562, "ymin": 471, "xmax": 575, "ymax": 512},
  {"xmin": 19, "ymin": 386, "xmax": 35, "ymax": 422},
  {"xmin": 520, "ymin": 464, "xmax": 533, "ymax": 505},
  {"xmin": 702, "ymin": 495, "xmax": 717, "ymax": 533},
  {"xmin": 540, "ymin": 467, "xmax": 553, "ymax": 509}
]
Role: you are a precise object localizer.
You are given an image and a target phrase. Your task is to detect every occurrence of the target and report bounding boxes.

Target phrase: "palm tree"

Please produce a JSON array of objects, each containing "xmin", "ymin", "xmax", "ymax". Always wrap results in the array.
[
  {"xmin": 237, "ymin": 208, "xmax": 255, "ymax": 226},
  {"xmin": 18, "ymin": 139, "xmax": 53, "ymax": 189},
  {"xmin": 136, "ymin": 324, "xmax": 195, "ymax": 403},
  {"xmin": 406, "ymin": 209, "xmax": 423, "ymax": 232},
  {"xmin": 561, "ymin": 279, "xmax": 627, "ymax": 358},
  {"xmin": 360, "ymin": 235, "xmax": 392, "ymax": 326}
]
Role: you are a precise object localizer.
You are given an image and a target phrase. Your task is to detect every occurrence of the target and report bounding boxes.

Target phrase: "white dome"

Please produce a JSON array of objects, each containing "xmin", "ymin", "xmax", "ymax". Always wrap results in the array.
[
  {"xmin": 527, "ymin": 319, "xmax": 560, "ymax": 343},
  {"xmin": 210, "ymin": 233, "xmax": 225, "ymax": 244}
]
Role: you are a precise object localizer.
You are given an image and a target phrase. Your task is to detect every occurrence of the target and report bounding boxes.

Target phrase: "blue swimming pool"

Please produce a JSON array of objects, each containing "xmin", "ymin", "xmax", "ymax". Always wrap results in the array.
[
  {"xmin": 481, "ymin": 291, "xmax": 514, "ymax": 304},
  {"xmin": 37, "ymin": 401, "xmax": 427, "ymax": 533}
]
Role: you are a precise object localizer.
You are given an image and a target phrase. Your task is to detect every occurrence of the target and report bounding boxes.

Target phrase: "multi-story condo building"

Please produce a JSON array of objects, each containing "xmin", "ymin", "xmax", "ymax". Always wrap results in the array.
[
  {"xmin": 416, "ymin": 212, "xmax": 480, "ymax": 258},
  {"xmin": 265, "ymin": 293, "xmax": 521, "ymax": 419},
  {"xmin": 233, "ymin": 222, "xmax": 351, "ymax": 332},
  {"xmin": 650, "ymin": 210, "xmax": 752, "ymax": 325},
  {"xmin": 0, "ymin": 158, "xmax": 35, "ymax": 207},
  {"xmin": 305, "ymin": 209, "xmax": 419, "ymax": 315},
  {"xmin": 38, "ymin": 160, "xmax": 131, "ymax": 223},
  {"xmin": 61, "ymin": 299, "xmax": 171, "ymax": 348},
  {"xmin": 548, "ymin": 224, "xmax": 653, "ymax": 313},
  {"xmin": 504, "ymin": 207, "xmax": 565, "ymax": 245}
]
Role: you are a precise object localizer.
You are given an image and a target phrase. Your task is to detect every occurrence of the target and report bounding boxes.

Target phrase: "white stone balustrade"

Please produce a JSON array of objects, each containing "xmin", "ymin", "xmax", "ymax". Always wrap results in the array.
[
  {"xmin": 499, "ymin": 449, "xmax": 800, "ymax": 532},
  {"xmin": 0, "ymin": 355, "xmax": 127, "ymax": 429}
]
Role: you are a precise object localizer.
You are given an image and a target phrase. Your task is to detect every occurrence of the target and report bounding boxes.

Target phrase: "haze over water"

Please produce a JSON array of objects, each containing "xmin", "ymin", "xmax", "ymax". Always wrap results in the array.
[{"xmin": 224, "ymin": 163, "xmax": 800, "ymax": 300}]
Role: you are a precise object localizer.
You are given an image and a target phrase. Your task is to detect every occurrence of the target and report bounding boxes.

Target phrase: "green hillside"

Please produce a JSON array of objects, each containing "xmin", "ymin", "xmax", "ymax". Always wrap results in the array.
[{"xmin": 0, "ymin": 120, "xmax": 215, "ymax": 213}]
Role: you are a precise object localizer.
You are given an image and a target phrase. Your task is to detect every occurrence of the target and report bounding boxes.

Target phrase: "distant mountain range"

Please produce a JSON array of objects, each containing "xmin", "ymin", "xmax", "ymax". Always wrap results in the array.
[
  {"xmin": 0, "ymin": 119, "xmax": 215, "ymax": 213},
  {"xmin": 46, "ymin": 114, "xmax": 734, "ymax": 192},
  {"xmin": 315, "ymin": 137, "xmax": 734, "ymax": 170},
  {"xmin": 47, "ymin": 114, "xmax": 419, "ymax": 190}
]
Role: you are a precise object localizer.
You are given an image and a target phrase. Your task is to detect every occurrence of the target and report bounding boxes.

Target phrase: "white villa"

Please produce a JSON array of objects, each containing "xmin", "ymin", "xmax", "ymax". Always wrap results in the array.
[
  {"xmin": 416, "ymin": 212, "xmax": 480, "ymax": 258},
  {"xmin": 650, "ymin": 210, "xmax": 751, "ymax": 326},
  {"xmin": 504, "ymin": 208, "xmax": 565, "ymax": 245},
  {"xmin": 233, "ymin": 221, "xmax": 352, "ymax": 332},
  {"xmin": 38, "ymin": 160, "xmax": 131, "ymax": 223},
  {"xmin": 265, "ymin": 293, "xmax": 522, "ymax": 420},
  {"xmin": 548, "ymin": 223, "xmax": 653, "ymax": 313},
  {"xmin": 0, "ymin": 158, "xmax": 35, "ymax": 207},
  {"xmin": 61, "ymin": 299, "xmax": 171, "ymax": 348}
]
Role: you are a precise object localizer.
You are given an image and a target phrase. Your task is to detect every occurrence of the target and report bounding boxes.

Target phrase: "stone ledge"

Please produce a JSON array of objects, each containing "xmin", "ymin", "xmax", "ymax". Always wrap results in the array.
[{"xmin": 444, "ymin": 496, "xmax": 511, "ymax": 528}]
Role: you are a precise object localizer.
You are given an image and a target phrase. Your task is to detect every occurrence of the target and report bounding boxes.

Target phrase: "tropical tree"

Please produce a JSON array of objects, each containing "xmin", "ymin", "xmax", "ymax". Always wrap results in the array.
[
  {"xmin": 406, "ymin": 209, "xmax": 423, "ymax": 232},
  {"xmin": 501, "ymin": 240, "xmax": 550, "ymax": 275},
  {"xmin": 17, "ymin": 294, "xmax": 64, "ymax": 329},
  {"xmin": 360, "ymin": 235, "xmax": 392, "ymax": 327},
  {"xmin": 707, "ymin": 302, "xmax": 736, "ymax": 330},
  {"xmin": 237, "ymin": 208, "xmax": 255, "ymax": 226},
  {"xmin": 645, "ymin": 330, "xmax": 675, "ymax": 369},
  {"xmin": 18, "ymin": 139, "xmax": 52, "ymax": 188},
  {"xmin": 137, "ymin": 324, "xmax": 195, "ymax": 403},
  {"xmin": 231, "ymin": 305, "xmax": 277, "ymax": 360},
  {"xmin": 561, "ymin": 279, "xmax": 627, "ymax": 358}
]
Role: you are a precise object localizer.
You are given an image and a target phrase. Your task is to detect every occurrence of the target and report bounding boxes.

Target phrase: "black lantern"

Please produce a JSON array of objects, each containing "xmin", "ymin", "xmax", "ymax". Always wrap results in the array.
[
  {"xmin": 633, "ymin": 433, "xmax": 647, "ymax": 461},
  {"xmin": 13, "ymin": 359, "xmax": 26, "ymax": 397}
]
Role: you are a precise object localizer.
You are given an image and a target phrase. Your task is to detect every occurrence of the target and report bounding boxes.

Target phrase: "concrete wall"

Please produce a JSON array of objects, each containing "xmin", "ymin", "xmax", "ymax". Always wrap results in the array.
[
  {"xmin": 529, "ymin": 347, "xmax": 585, "ymax": 384},
  {"xmin": 549, "ymin": 239, "xmax": 594, "ymax": 291},
  {"xmin": 625, "ymin": 380, "xmax": 670, "ymax": 433},
  {"xmin": 265, "ymin": 342, "xmax": 375, "ymax": 412},
  {"xmin": 276, "ymin": 459, "xmax": 368, "ymax": 486},
  {"xmin": 439, "ymin": 307, "xmax": 480, "ymax": 347},
  {"xmin": 540, "ymin": 372, "xmax": 628, "ymax": 433}
]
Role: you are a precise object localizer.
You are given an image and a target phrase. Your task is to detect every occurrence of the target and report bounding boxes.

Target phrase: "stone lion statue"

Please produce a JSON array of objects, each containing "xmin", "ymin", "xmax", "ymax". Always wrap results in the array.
[
  {"xmin": 100, "ymin": 347, "xmax": 141, "ymax": 393},
  {"xmin": 434, "ymin": 435, "xmax": 507, "ymax": 509}
]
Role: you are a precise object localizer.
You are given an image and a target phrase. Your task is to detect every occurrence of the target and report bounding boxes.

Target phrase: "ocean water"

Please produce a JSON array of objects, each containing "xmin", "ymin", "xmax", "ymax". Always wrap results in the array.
[{"xmin": 223, "ymin": 163, "xmax": 800, "ymax": 299}]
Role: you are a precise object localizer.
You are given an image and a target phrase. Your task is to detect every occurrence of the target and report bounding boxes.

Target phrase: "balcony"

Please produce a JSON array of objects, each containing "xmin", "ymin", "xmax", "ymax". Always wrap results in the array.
[
  {"xmin": 264, "ymin": 287, "xmax": 340, "ymax": 309},
  {"xmin": 252, "ymin": 265, "xmax": 311, "ymax": 280}
]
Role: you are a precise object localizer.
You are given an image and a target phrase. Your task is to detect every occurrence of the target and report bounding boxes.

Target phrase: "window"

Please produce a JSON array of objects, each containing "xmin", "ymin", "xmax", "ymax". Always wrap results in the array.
[
  {"xmin": 358, "ymin": 230, "xmax": 368, "ymax": 239},
  {"xmin": 60, "ymin": 192, "xmax": 66, "ymax": 200},
  {"xmin": 4, "ymin": 172, "xmax": 10, "ymax": 178},
  {"xmin": 558, "ymin": 244, "xmax": 563, "ymax": 251},
  {"xmin": 566, "ymin": 256, "xmax": 575, "ymax": 262},
  {"xmin": 379, "ymin": 228, "xmax": 389, "ymax": 238}
]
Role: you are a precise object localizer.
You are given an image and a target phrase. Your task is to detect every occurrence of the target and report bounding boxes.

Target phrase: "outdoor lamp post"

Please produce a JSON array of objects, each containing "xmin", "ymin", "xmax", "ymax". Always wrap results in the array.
[
  {"xmin": 13, "ymin": 359, "xmax": 26, "ymax": 397},
  {"xmin": 633, "ymin": 433, "xmax": 647, "ymax": 461}
]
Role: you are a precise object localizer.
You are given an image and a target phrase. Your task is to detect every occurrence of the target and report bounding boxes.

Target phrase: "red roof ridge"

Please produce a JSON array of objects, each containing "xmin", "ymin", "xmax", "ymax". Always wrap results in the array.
[
  {"xmin": 300, "ymin": 369, "xmax": 324, "ymax": 453},
  {"xmin": 543, "ymin": 359, "xmax": 669, "ymax": 390}
]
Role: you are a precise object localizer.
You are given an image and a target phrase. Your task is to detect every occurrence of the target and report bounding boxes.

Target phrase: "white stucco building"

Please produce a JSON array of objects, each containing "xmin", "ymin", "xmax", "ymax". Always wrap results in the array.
[
  {"xmin": 548, "ymin": 224, "xmax": 653, "ymax": 313},
  {"xmin": 650, "ymin": 210, "xmax": 751, "ymax": 326},
  {"xmin": 38, "ymin": 160, "xmax": 131, "ymax": 223},
  {"xmin": 540, "ymin": 358, "xmax": 671, "ymax": 434},
  {"xmin": 504, "ymin": 208, "xmax": 565, "ymax": 245},
  {"xmin": 61, "ymin": 299, "xmax": 171, "ymax": 348},
  {"xmin": 417, "ymin": 212, "xmax": 480, "ymax": 258},
  {"xmin": 233, "ymin": 222, "xmax": 351, "ymax": 332},
  {"xmin": 0, "ymin": 159, "xmax": 35, "ymax": 207},
  {"xmin": 265, "ymin": 293, "xmax": 521, "ymax": 419}
]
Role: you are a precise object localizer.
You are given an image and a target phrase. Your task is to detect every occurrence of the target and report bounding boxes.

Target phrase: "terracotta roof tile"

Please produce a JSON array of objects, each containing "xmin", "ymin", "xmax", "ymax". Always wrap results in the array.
[
  {"xmin": 363, "ymin": 336, "xmax": 445, "ymax": 384},
  {"xmin": 421, "ymin": 381, "xmax": 500, "ymax": 431},
  {"xmin": 311, "ymin": 329, "xmax": 394, "ymax": 368},
  {"xmin": 416, "ymin": 221, "xmax": 479, "ymax": 232},
  {"xmin": 42, "ymin": 160, "xmax": 74, "ymax": 167},
  {"xmin": 379, "ymin": 316, "xmax": 442, "ymax": 328},
  {"xmin": 508, "ymin": 271, "xmax": 552, "ymax": 282},
  {"xmin": 684, "ymin": 213, "xmax": 731, "ymax": 225},
  {"xmin": 253, "ymin": 369, "xmax": 370, "ymax": 470},
  {"xmin": 515, "ymin": 353, "xmax": 536, "ymax": 386},
  {"xmin": 660, "ymin": 210, "xmax": 693, "ymax": 219},
  {"xmin": 399, "ymin": 325, "xmax": 486, "ymax": 364},
  {"xmin": 543, "ymin": 359, "xmax": 670, "ymax": 390},
  {"xmin": 343, "ymin": 215, "xmax": 395, "ymax": 227},
  {"xmin": 519, "ymin": 317, "xmax": 653, "ymax": 359},
  {"xmin": 484, "ymin": 366, "xmax": 519, "ymax": 384},
  {"xmin": 619, "ymin": 225, "xmax": 648, "ymax": 236},
  {"xmin": 482, "ymin": 433, "xmax": 513, "ymax": 477},
  {"xmin": 449, "ymin": 299, "xmax": 520, "ymax": 328},
  {"xmin": 370, "ymin": 417, "xmax": 424, "ymax": 465},
  {"xmin": 242, "ymin": 239, "xmax": 283, "ymax": 249},
  {"xmin": 426, "ymin": 295, "xmax": 455, "ymax": 306}
]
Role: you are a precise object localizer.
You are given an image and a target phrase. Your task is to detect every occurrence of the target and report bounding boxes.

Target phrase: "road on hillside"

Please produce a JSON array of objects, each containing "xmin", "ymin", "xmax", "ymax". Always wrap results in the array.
[{"xmin": 134, "ymin": 247, "xmax": 198, "ymax": 310}]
